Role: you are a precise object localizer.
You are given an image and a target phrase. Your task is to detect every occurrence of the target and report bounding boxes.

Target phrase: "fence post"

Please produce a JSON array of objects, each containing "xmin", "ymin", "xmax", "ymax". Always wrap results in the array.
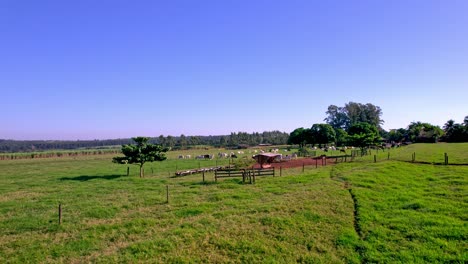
[
  {"xmin": 444, "ymin": 153, "xmax": 448, "ymax": 165},
  {"xmin": 280, "ymin": 166, "xmax": 282, "ymax": 177},
  {"xmin": 126, "ymin": 167, "xmax": 129, "ymax": 176},
  {"xmin": 302, "ymin": 162, "xmax": 305, "ymax": 173},
  {"xmin": 166, "ymin": 185, "xmax": 169, "ymax": 204},
  {"xmin": 388, "ymin": 152, "xmax": 390, "ymax": 160},
  {"xmin": 315, "ymin": 159, "xmax": 318, "ymax": 168},
  {"xmin": 58, "ymin": 203, "xmax": 62, "ymax": 225},
  {"xmin": 202, "ymin": 171, "xmax": 205, "ymax": 182},
  {"xmin": 374, "ymin": 155, "xmax": 377, "ymax": 163}
]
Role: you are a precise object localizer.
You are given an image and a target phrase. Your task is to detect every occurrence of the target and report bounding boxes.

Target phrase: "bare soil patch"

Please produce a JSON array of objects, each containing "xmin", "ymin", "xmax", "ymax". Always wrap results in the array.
[{"xmin": 252, "ymin": 157, "xmax": 335, "ymax": 169}]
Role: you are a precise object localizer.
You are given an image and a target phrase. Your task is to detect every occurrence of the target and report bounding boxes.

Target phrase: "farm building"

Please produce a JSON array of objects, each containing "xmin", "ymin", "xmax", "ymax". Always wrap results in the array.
[{"xmin": 252, "ymin": 153, "xmax": 282, "ymax": 168}]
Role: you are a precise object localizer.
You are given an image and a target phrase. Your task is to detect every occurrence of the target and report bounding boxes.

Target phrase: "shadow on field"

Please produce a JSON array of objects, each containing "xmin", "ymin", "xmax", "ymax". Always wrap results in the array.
[{"xmin": 59, "ymin": 174, "xmax": 123, "ymax": 181}]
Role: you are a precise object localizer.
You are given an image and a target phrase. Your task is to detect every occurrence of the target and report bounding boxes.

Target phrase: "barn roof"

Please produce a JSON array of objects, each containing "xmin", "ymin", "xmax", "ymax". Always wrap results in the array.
[
  {"xmin": 252, "ymin": 153, "xmax": 282, "ymax": 166},
  {"xmin": 254, "ymin": 153, "xmax": 281, "ymax": 158}
]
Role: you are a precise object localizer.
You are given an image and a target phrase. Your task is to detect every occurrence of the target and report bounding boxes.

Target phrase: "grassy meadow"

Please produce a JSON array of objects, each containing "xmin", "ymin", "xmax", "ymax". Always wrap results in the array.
[{"xmin": 0, "ymin": 143, "xmax": 467, "ymax": 263}]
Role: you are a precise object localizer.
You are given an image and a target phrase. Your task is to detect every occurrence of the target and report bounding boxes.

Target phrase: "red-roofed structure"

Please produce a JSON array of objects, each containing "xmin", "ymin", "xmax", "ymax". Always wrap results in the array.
[{"xmin": 252, "ymin": 153, "xmax": 282, "ymax": 168}]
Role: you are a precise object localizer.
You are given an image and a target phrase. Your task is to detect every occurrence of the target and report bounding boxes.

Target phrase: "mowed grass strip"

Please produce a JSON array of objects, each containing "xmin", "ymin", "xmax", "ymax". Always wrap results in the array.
[
  {"xmin": 0, "ymin": 155, "xmax": 358, "ymax": 263},
  {"xmin": 333, "ymin": 159, "xmax": 468, "ymax": 263}
]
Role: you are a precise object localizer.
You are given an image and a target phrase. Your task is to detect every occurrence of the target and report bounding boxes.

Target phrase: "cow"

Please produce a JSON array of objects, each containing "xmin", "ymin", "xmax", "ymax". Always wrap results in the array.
[
  {"xmin": 178, "ymin": 155, "xmax": 184, "ymax": 159},
  {"xmin": 185, "ymin": 155, "xmax": 191, "ymax": 159},
  {"xmin": 204, "ymin": 154, "xmax": 213, "ymax": 159}
]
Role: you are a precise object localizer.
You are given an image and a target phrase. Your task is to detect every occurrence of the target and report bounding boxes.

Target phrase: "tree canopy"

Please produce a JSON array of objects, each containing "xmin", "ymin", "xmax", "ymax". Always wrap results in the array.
[
  {"xmin": 442, "ymin": 117, "xmax": 468, "ymax": 142},
  {"xmin": 112, "ymin": 137, "xmax": 168, "ymax": 178},
  {"xmin": 287, "ymin": 127, "xmax": 309, "ymax": 147},
  {"xmin": 325, "ymin": 102, "xmax": 383, "ymax": 130},
  {"xmin": 334, "ymin": 128, "xmax": 348, "ymax": 147},
  {"xmin": 347, "ymin": 122, "xmax": 380, "ymax": 148},
  {"xmin": 407, "ymin": 122, "xmax": 444, "ymax": 143},
  {"xmin": 310, "ymin": 124, "xmax": 336, "ymax": 147}
]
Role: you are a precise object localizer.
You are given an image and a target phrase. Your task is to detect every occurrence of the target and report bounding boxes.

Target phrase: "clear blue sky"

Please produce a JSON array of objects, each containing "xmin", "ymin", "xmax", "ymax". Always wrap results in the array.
[{"xmin": 1, "ymin": 0, "xmax": 467, "ymax": 140}]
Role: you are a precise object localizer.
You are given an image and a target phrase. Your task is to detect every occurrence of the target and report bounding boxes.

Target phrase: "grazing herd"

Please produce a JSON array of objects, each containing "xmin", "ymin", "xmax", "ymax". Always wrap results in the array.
[
  {"xmin": 176, "ymin": 144, "xmax": 395, "ymax": 162},
  {"xmin": 176, "ymin": 149, "xmax": 300, "ymax": 162},
  {"xmin": 178, "ymin": 151, "xmax": 249, "ymax": 160}
]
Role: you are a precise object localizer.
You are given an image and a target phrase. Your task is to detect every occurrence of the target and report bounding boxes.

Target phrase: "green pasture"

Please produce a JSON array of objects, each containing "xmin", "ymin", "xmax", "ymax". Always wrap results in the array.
[
  {"xmin": 351, "ymin": 143, "xmax": 468, "ymax": 165},
  {"xmin": 0, "ymin": 143, "xmax": 467, "ymax": 263}
]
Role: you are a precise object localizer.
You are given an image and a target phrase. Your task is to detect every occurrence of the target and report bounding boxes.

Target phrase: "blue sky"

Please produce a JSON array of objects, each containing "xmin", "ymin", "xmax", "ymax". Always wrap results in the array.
[{"xmin": 1, "ymin": 0, "xmax": 467, "ymax": 140}]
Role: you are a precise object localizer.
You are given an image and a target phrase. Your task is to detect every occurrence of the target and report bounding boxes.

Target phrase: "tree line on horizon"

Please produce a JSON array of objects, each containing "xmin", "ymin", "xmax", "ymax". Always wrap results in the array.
[
  {"xmin": 288, "ymin": 102, "xmax": 468, "ymax": 148},
  {"xmin": 0, "ymin": 131, "xmax": 289, "ymax": 153},
  {"xmin": 1, "ymin": 102, "xmax": 466, "ymax": 153}
]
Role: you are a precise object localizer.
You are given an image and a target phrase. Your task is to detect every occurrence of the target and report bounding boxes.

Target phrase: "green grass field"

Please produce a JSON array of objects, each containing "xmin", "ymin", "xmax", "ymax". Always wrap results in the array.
[{"xmin": 0, "ymin": 143, "xmax": 467, "ymax": 262}]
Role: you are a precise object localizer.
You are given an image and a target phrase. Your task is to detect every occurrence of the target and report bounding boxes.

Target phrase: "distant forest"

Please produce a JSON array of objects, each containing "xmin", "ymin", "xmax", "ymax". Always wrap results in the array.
[{"xmin": 0, "ymin": 131, "xmax": 289, "ymax": 153}]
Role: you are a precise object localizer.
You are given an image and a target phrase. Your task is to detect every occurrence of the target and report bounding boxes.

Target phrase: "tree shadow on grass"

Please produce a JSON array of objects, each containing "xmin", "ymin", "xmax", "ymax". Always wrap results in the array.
[{"xmin": 59, "ymin": 174, "xmax": 123, "ymax": 182}]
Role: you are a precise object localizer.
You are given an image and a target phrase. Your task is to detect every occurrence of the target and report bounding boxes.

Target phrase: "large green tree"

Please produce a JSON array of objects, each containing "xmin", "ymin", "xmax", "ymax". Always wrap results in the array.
[
  {"xmin": 287, "ymin": 127, "xmax": 309, "ymax": 147},
  {"xmin": 113, "ymin": 137, "xmax": 168, "ymax": 178},
  {"xmin": 310, "ymin": 124, "xmax": 336, "ymax": 147},
  {"xmin": 443, "ymin": 118, "xmax": 468, "ymax": 142},
  {"xmin": 347, "ymin": 122, "xmax": 380, "ymax": 148},
  {"xmin": 334, "ymin": 128, "xmax": 348, "ymax": 147},
  {"xmin": 387, "ymin": 128, "xmax": 407, "ymax": 142},
  {"xmin": 325, "ymin": 102, "xmax": 383, "ymax": 130},
  {"xmin": 324, "ymin": 105, "xmax": 349, "ymax": 130},
  {"xmin": 407, "ymin": 122, "xmax": 443, "ymax": 143}
]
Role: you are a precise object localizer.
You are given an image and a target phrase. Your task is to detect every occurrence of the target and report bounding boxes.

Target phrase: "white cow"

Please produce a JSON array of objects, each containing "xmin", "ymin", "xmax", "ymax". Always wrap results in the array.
[{"xmin": 218, "ymin": 152, "xmax": 228, "ymax": 158}]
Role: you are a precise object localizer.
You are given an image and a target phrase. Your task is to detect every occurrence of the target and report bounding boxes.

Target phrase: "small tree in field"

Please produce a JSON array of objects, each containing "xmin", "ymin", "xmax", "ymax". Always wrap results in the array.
[{"xmin": 113, "ymin": 137, "xmax": 168, "ymax": 178}]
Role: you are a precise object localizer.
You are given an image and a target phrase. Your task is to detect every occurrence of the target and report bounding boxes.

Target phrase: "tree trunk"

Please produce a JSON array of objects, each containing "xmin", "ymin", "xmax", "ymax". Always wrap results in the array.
[{"xmin": 140, "ymin": 165, "xmax": 144, "ymax": 178}]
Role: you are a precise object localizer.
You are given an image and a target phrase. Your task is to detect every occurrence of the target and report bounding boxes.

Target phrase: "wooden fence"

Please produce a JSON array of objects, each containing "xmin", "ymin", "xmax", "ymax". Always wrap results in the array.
[{"xmin": 215, "ymin": 168, "xmax": 275, "ymax": 183}]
